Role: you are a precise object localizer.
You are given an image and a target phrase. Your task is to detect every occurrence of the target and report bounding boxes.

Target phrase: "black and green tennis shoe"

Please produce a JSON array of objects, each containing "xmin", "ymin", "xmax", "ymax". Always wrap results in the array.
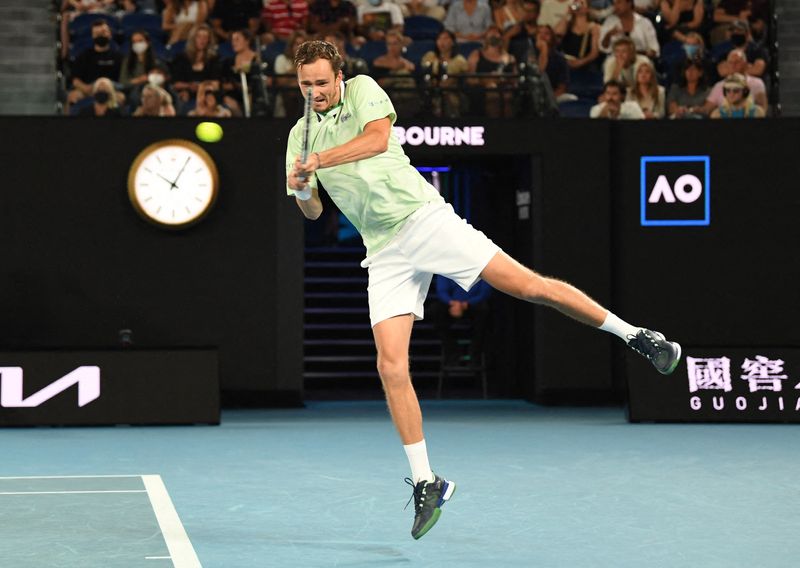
[
  {"xmin": 404, "ymin": 474, "xmax": 456, "ymax": 540},
  {"xmin": 627, "ymin": 329, "xmax": 682, "ymax": 374}
]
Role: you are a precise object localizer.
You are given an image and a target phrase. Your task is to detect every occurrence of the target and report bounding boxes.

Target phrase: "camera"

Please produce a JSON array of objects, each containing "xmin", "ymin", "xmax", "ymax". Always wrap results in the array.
[{"xmin": 570, "ymin": 1, "xmax": 581, "ymax": 10}]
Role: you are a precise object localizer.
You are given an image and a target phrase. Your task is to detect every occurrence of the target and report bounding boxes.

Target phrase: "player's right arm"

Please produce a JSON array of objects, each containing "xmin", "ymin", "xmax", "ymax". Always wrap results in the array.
[{"xmin": 285, "ymin": 124, "xmax": 323, "ymax": 220}]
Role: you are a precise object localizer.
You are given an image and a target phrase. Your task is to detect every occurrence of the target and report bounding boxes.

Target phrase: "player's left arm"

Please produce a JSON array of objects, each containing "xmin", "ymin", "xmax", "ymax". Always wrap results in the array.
[{"xmin": 297, "ymin": 116, "xmax": 391, "ymax": 174}]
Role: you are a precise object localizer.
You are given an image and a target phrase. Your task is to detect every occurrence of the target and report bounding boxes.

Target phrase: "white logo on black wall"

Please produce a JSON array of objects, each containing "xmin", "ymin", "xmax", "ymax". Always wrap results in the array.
[
  {"xmin": 641, "ymin": 156, "xmax": 710, "ymax": 226},
  {"xmin": 0, "ymin": 366, "xmax": 101, "ymax": 407}
]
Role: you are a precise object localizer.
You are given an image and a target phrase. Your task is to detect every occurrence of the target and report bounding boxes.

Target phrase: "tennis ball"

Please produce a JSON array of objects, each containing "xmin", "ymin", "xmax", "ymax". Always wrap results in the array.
[{"xmin": 195, "ymin": 121, "xmax": 223, "ymax": 143}]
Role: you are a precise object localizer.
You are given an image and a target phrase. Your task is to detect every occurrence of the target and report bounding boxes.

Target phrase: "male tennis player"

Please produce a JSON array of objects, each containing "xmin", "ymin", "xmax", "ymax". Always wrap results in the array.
[{"xmin": 285, "ymin": 40, "xmax": 681, "ymax": 540}]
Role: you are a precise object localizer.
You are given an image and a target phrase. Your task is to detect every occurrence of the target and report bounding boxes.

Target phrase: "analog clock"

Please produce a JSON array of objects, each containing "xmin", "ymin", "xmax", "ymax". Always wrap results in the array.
[{"xmin": 127, "ymin": 139, "xmax": 219, "ymax": 229}]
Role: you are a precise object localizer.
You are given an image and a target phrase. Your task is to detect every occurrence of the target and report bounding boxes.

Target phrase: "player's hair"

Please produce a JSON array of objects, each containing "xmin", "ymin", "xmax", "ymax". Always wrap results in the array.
[{"xmin": 294, "ymin": 40, "xmax": 344, "ymax": 74}]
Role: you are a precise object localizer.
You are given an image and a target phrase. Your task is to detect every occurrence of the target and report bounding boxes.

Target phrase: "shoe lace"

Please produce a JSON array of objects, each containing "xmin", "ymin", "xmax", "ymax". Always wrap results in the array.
[
  {"xmin": 627, "ymin": 330, "xmax": 664, "ymax": 361},
  {"xmin": 404, "ymin": 477, "xmax": 425, "ymax": 513}
]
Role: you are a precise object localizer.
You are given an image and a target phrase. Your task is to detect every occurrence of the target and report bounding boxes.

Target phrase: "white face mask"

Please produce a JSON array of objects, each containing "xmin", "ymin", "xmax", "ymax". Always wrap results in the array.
[
  {"xmin": 148, "ymin": 73, "xmax": 165, "ymax": 86},
  {"xmin": 132, "ymin": 41, "xmax": 148, "ymax": 55}
]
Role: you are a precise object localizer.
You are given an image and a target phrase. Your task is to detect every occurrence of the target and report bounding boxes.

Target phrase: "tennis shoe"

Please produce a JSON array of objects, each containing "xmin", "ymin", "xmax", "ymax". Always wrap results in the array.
[
  {"xmin": 404, "ymin": 474, "xmax": 456, "ymax": 540},
  {"xmin": 627, "ymin": 329, "xmax": 682, "ymax": 375}
]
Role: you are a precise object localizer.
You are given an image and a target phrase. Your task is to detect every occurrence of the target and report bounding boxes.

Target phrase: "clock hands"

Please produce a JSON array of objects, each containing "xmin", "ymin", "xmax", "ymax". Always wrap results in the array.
[
  {"xmin": 155, "ymin": 172, "xmax": 176, "ymax": 189},
  {"xmin": 170, "ymin": 156, "xmax": 191, "ymax": 190}
]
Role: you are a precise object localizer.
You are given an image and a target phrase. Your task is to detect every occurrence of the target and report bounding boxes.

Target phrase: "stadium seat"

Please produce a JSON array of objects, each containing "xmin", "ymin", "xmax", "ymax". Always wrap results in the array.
[
  {"xmin": 404, "ymin": 40, "xmax": 434, "ymax": 67},
  {"xmin": 568, "ymin": 67, "xmax": 603, "ymax": 100},
  {"xmin": 355, "ymin": 40, "xmax": 387, "ymax": 67},
  {"xmin": 558, "ymin": 98, "xmax": 595, "ymax": 118},
  {"xmin": 120, "ymin": 12, "xmax": 163, "ymax": 36},
  {"xmin": 69, "ymin": 12, "xmax": 120, "ymax": 38},
  {"xmin": 404, "ymin": 15, "xmax": 443, "ymax": 41},
  {"xmin": 261, "ymin": 40, "xmax": 286, "ymax": 70},
  {"xmin": 218, "ymin": 41, "xmax": 235, "ymax": 60},
  {"xmin": 457, "ymin": 41, "xmax": 482, "ymax": 59}
]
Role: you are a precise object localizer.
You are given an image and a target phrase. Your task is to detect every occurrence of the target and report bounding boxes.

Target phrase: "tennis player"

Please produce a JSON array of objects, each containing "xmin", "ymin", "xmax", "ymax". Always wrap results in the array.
[{"xmin": 285, "ymin": 40, "xmax": 681, "ymax": 540}]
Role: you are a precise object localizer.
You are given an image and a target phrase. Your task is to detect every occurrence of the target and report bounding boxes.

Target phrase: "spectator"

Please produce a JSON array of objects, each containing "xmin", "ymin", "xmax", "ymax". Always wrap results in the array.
[
  {"xmin": 395, "ymin": 0, "xmax": 446, "ymax": 20},
  {"xmin": 538, "ymin": 0, "xmax": 571, "ymax": 29},
  {"xmin": 659, "ymin": 0, "xmax": 703, "ymax": 42},
  {"xmin": 710, "ymin": 0, "xmax": 769, "ymax": 45},
  {"xmin": 188, "ymin": 80, "xmax": 234, "ymax": 115},
  {"xmin": 714, "ymin": 20, "xmax": 767, "ymax": 79},
  {"xmin": 553, "ymin": 0, "xmax": 600, "ymax": 71},
  {"xmin": 308, "ymin": 0, "xmax": 358, "ymax": 37},
  {"xmin": 444, "ymin": 0, "xmax": 493, "ymax": 42},
  {"xmin": 171, "ymin": 23, "xmax": 222, "ymax": 112},
  {"xmin": 602, "ymin": 36, "xmax": 649, "ymax": 89},
  {"xmin": 666, "ymin": 56, "xmax": 708, "ymax": 119},
  {"xmin": 421, "ymin": 29, "xmax": 469, "ymax": 116},
  {"xmin": 590, "ymin": 79, "xmax": 644, "ymax": 118},
  {"xmin": 210, "ymin": 0, "xmax": 261, "ymax": 42},
  {"xmin": 633, "ymin": 0, "xmax": 658, "ymax": 15},
  {"xmin": 357, "ymin": 0, "xmax": 405, "ymax": 42},
  {"xmin": 132, "ymin": 83, "xmax": 177, "ymax": 115},
  {"xmin": 324, "ymin": 31, "xmax": 369, "ymax": 77},
  {"xmin": 599, "ymin": 0, "xmax": 659, "ymax": 59},
  {"xmin": 371, "ymin": 29, "xmax": 419, "ymax": 115},
  {"xmin": 467, "ymin": 25, "xmax": 517, "ymax": 117},
  {"xmin": 507, "ymin": 0, "xmax": 539, "ymax": 66},
  {"xmin": 119, "ymin": 30, "xmax": 162, "ymax": 105},
  {"xmin": 163, "ymin": 0, "xmax": 210, "ymax": 45},
  {"xmin": 428, "ymin": 276, "xmax": 491, "ymax": 367},
  {"xmin": 273, "ymin": 29, "xmax": 308, "ymax": 117},
  {"xmin": 59, "ymin": 0, "xmax": 116, "ymax": 60},
  {"xmin": 221, "ymin": 29, "xmax": 261, "ymax": 115},
  {"xmin": 492, "ymin": 0, "xmax": 525, "ymax": 45},
  {"xmin": 76, "ymin": 77, "xmax": 124, "ymax": 116},
  {"xmin": 626, "ymin": 59, "xmax": 663, "ymax": 118},
  {"xmin": 709, "ymin": 72, "xmax": 764, "ymax": 118},
  {"xmin": 261, "ymin": 0, "xmax": 309, "ymax": 43},
  {"xmin": 536, "ymin": 25, "xmax": 569, "ymax": 98},
  {"xmin": 67, "ymin": 19, "xmax": 124, "ymax": 111},
  {"xmin": 702, "ymin": 48, "xmax": 766, "ymax": 114}
]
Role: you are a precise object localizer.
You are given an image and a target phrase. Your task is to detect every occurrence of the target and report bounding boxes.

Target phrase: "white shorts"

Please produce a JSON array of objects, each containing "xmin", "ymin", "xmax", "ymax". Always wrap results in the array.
[{"xmin": 361, "ymin": 202, "xmax": 501, "ymax": 327}]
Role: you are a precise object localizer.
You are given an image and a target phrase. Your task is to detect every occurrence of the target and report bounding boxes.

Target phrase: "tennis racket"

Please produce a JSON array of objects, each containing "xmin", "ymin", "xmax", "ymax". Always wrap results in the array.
[{"xmin": 297, "ymin": 86, "xmax": 313, "ymax": 184}]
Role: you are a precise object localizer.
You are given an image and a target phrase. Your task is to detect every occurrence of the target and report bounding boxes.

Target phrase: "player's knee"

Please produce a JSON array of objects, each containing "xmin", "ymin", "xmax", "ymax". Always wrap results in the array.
[{"xmin": 377, "ymin": 355, "xmax": 409, "ymax": 388}]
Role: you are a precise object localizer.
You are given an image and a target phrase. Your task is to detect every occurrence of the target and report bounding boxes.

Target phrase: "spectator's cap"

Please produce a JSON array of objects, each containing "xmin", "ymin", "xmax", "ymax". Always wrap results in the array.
[{"xmin": 730, "ymin": 20, "xmax": 749, "ymax": 33}]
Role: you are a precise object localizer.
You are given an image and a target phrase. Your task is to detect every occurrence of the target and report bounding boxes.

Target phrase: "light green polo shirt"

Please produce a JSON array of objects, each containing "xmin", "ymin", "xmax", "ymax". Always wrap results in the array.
[{"xmin": 285, "ymin": 74, "xmax": 443, "ymax": 256}]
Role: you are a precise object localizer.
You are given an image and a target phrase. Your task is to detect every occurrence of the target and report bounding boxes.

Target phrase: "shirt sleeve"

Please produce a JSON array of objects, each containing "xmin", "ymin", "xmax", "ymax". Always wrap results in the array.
[
  {"xmin": 390, "ymin": 3, "xmax": 404, "ymax": 25},
  {"xmin": 598, "ymin": 17, "xmax": 616, "ymax": 54},
  {"xmin": 641, "ymin": 18, "xmax": 660, "ymax": 57},
  {"xmin": 285, "ymin": 122, "xmax": 317, "ymax": 195},
  {"xmin": 350, "ymin": 75, "xmax": 397, "ymax": 128}
]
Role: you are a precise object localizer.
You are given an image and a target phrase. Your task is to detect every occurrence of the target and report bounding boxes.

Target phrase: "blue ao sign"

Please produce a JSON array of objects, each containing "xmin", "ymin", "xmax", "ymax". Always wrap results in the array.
[{"xmin": 640, "ymin": 155, "xmax": 710, "ymax": 226}]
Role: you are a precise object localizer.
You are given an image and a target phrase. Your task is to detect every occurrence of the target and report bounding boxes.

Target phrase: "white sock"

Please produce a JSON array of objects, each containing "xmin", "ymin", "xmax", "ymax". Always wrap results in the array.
[
  {"xmin": 403, "ymin": 439, "xmax": 435, "ymax": 484},
  {"xmin": 599, "ymin": 312, "xmax": 640, "ymax": 341}
]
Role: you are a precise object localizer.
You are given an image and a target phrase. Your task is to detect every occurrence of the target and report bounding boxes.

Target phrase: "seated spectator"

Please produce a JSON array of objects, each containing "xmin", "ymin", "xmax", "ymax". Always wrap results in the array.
[
  {"xmin": 444, "ymin": 0, "xmax": 493, "ymax": 43},
  {"xmin": 221, "ymin": 29, "xmax": 261, "ymax": 116},
  {"xmin": 324, "ymin": 31, "xmax": 369, "ymax": 77},
  {"xmin": 421, "ymin": 29, "xmax": 469, "ymax": 116},
  {"xmin": 659, "ymin": 0, "xmax": 703, "ymax": 42},
  {"xmin": 599, "ymin": 0, "xmax": 659, "ymax": 59},
  {"xmin": 119, "ymin": 30, "xmax": 163, "ymax": 106},
  {"xmin": 67, "ymin": 19, "xmax": 124, "ymax": 111},
  {"xmin": 427, "ymin": 276, "xmax": 491, "ymax": 367},
  {"xmin": 709, "ymin": 73, "xmax": 764, "ymax": 118},
  {"xmin": 714, "ymin": 20, "xmax": 767, "ymax": 79},
  {"xmin": 261, "ymin": 0, "xmax": 309, "ymax": 44},
  {"xmin": 371, "ymin": 29, "xmax": 419, "ymax": 115},
  {"xmin": 553, "ymin": 0, "xmax": 600, "ymax": 71},
  {"xmin": 171, "ymin": 23, "xmax": 223, "ymax": 112},
  {"xmin": 710, "ymin": 0, "xmax": 769, "ymax": 46},
  {"xmin": 467, "ymin": 25, "xmax": 517, "ymax": 117},
  {"xmin": 492, "ymin": 0, "xmax": 525, "ymax": 46},
  {"xmin": 626, "ymin": 59, "xmax": 664, "ymax": 118},
  {"xmin": 357, "ymin": 0, "xmax": 405, "ymax": 42},
  {"xmin": 633, "ymin": 0, "xmax": 658, "ymax": 15},
  {"xmin": 163, "ymin": 0, "xmax": 210, "ymax": 45},
  {"xmin": 132, "ymin": 83, "xmax": 177, "ymax": 116},
  {"xmin": 602, "ymin": 36, "xmax": 649, "ymax": 89},
  {"xmin": 308, "ymin": 0, "xmax": 358, "ymax": 38},
  {"xmin": 590, "ymin": 79, "xmax": 644, "ymax": 118},
  {"xmin": 76, "ymin": 77, "xmax": 124, "ymax": 117},
  {"xmin": 666, "ymin": 56, "xmax": 708, "ymax": 119},
  {"xmin": 210, "ymin": 0, "xmax": 261, "ymax": 43},
  {"xmin": 538, "ymin": 0, "xmax": 572, "ymax": 29},
  {"xmin": 395, "ymin": 0, "xmax": 446, "ymax": 20},
  {"xmin": 701, "ymin": 48, "xmax": 766, "ymax": 114},
  {"xmin": 59, "ymin": 0, "xmax": 116, "ymax": 60},
  {"xmin": 536, "ymin": 25, "xmax": 569, "ymax": 98},
  {"xmin": 507, "ymin": 0, "xmax": 539, "ymax": 65},
  {"xmin": 273, "ymin": 30, "xmax": 308, "ymax": 117},
  {"xmin": 188, "ymin": 80, "xmax": 234, "ymax": 116}
]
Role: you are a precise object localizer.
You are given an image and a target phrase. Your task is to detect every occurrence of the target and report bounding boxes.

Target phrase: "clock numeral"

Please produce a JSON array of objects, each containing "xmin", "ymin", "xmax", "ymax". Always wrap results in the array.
[
  {"xmin": 194, "ymin": 196, "xmax": 204, "ymax": 202},
  {"xmin": 156, "ymin": 206, "xmax": 162, "ymax": 215},
  {"xmin": 185, "ymin": 206, "xmax": 192, "ymax": 214},
  {"xmin": 144, "ymin": 197, "xmax": 153, "ymax": 202},
  {"xmin": 194, "ymin": 168, "xmax": 203, "ymax": 174}
]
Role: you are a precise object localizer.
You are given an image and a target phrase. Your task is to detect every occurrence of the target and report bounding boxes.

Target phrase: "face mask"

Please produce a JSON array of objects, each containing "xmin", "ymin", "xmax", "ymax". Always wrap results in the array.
[
  {"xmin": 94, "ymin": 90, "xmax": 110, "ymax": 104},
  {"xmin": 683, "ymin": 44, "xmax": 700, "ymax": 58},
  {"xmin": 148, "ymin": 73, "xmax": 165, "ymax": 86},
  {"xmin": 731, "ymin": 34, "xmax": 746, "ymax": 47},
  {"xmin": 367, "ymin": 0, "xmax": 381, "ymax": 6},
  {"xmin": 132, "ymin": 41, "xmax": 148, "ymax": 55},
  {"xmin": 94, "ymin": 35, "xmax": 110, "ymax": 48}
]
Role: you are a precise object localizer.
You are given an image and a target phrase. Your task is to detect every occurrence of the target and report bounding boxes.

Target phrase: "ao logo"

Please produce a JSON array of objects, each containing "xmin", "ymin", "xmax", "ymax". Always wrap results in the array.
[
  {"xmin": 648, "ymin": 174, "xmax": 703, "ymax": 203},
  {"xmin": 0, "ymin": 366, "xmax": 100, "ymax": 408}
]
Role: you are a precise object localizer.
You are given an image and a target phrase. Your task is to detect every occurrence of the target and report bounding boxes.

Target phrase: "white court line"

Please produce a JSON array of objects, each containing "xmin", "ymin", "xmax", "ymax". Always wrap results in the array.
[
  {"xmin": 142, "ymin": 475, "xmax": 201, "ymax": 568},
  {"xmin": 0, "ymin": 490, "xmax": 147, "ymax": 495},
  {"xmin": 0, "ymin": 475, "xmax": 144, "ymax": 480},
  {"xmin": 146, "ymin": 557, "xmax": 172, "ymax": 560}
]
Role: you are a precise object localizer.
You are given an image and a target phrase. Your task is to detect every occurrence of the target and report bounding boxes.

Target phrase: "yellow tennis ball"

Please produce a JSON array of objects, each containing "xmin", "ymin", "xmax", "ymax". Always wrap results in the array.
[{"xmin": 195, "ymin": 121, "xmax": 223, "ymax": 143}]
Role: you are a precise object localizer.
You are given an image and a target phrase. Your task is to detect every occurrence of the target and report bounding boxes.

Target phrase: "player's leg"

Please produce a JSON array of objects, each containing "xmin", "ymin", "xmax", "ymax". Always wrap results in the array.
[{"xmin": 480, "ymin": 251, "xmax": 681, "ymax": 374}]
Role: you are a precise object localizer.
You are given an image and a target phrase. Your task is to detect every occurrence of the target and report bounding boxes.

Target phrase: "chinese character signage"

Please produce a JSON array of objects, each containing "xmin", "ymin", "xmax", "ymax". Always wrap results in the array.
[{"xmin": 627, "ymin": 348, "xmax": 800, "ymax": 422}]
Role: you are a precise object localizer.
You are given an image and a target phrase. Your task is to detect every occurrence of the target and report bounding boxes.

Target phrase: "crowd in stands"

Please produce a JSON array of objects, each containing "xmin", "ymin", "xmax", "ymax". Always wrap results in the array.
[{"xmin": 57, "ymin": 0, "xmax": 776, "ymax": 118}]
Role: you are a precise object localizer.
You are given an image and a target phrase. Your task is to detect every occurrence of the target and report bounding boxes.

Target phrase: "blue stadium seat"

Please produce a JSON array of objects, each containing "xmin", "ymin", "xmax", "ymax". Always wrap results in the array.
[
  {"xmin": 404, "ymin": 40, "xmax": 435, "ymax": 67},
  {"xmin": 404, "ymin": 15, "xmax": 443, "ymax": 41},
  {"xmin": 457, "ymin": 41, "xmax": 482, "ymax": 59},
  {"xmin": 218, "ymin": 41, "xmax": 235, "ymax": 60},
  {"xmin": 558, "ymin": 98, "xmax": 595, "ymax": 117},
  {"xmin": 261, "ymin": 40, "xmax": 286, "ymax": 70},
  {"xmin": 355, "ymin": 41, "xmax": 387, "ymax": 66},
  {"xmin": 164, "ymin": 40, "xmax": 186, "ymax": 62},
  {"xmin": 69, "ymin": 12, "xmax": 120, "ymax": 38},
  {"xmin": 568, "ymin": 67, "xmax": 603, "ymax": 100},
  {"xmin": 120, "ymin": 12, "xmax": 163, "ymax": 35},
  {"xmin": 69, "ymin": 97, "xmax": 95, "ymax": 115}
]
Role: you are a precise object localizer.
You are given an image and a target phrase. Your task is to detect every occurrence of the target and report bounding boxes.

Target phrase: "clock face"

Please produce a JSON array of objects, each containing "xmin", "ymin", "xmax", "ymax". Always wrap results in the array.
[{"xmin": 128, "ymin": 139, "xmax": 219, "ymax": 229}]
